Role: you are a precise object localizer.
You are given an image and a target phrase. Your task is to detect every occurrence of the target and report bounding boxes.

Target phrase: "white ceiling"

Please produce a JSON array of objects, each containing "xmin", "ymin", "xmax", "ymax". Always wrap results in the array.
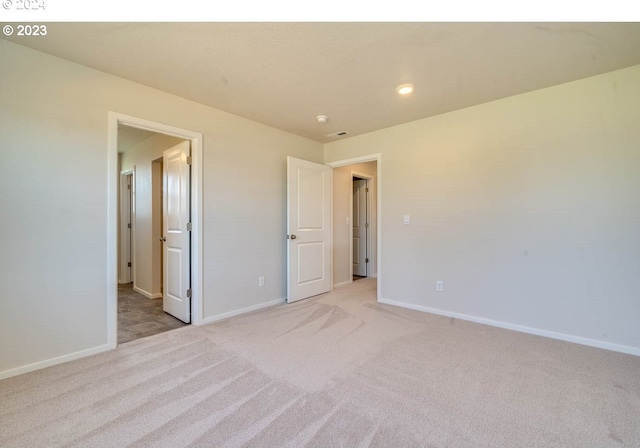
[{"xmin": 5, "ymin": 22, "xmax": 640, "ymax": 143}]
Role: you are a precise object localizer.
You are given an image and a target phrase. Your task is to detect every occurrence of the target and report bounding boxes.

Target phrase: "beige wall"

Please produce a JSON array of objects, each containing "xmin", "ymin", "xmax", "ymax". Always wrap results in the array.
[
  {"xmin": 0, "ymin": 40, "xmax": 322, "ymax": 377},
  {"xmin": 120, "ymin": 133, "xmax": 185, "ymax": 297},
  {"xmin": 325, "ymin": 64, "xmax": 640, "ymax": 353},
  {"xmin": 333, "ymin": 162, "xmax": 378, "ymax": 285}
]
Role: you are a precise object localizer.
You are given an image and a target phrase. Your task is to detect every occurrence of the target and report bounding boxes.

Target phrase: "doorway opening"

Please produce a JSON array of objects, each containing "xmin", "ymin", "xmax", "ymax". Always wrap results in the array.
[
  {"xmin": 327, "ymin": 154, "xmax": 381, "ymax": 301},
  {"xmin": 108, "ymin": 112, "xmax": 203, "ymax": 348},
  {"xmin": 285, "ymin": 155, "xmax": 381, "ymax": 304},
  {"xmin": 119, "ymin": 171, "xmax": 134, "ymax": 285},
  {"xmin": 117, "ymin": 126, "xmax": 190, "ymax": 343},
  {"xmin": 352, "ymin": 176, "xmax": 370, "ymax": 281}
]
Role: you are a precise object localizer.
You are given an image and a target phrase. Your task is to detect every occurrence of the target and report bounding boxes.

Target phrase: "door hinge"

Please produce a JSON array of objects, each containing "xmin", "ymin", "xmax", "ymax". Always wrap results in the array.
[
  {"xmin": 366, "ymin": 187, "xmax": 369, "ymax": 192},
  {"xmin": 186, "ymin": 222, "xmax": 192, "ymax": 231},
  {"xmin": 186, "ymin": 156, "xmax": 192, "ymax": 165},
  {"xmin": 127, "ymin": 223, "xmax": 131, "ymax": 229},
  {"xmin": 365, "ymin": 222, "xmax": 369, "ymax": 228},
  {"xmin": 127, "ymin": 262, "xmax": 131, "ymax": 267},
  {"xmin": 365, "ymin": 258, "xmax": 369, "ymax": 263},
  {"xmin": 127, "ymin": 184, "xmax": 131, "ymax": 190},
  {"xmin": 186, "ymin": 289, "xmax": 192, "ymax": 298}
]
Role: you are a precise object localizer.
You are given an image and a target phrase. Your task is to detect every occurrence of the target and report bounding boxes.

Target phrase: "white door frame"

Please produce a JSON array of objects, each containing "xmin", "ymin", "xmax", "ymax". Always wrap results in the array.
[
  {"xmin": 351, "ymin": 173, "xmax": 372, "ymax": 279},
  {"xmin": 326, "ymin": 154, "xmax": 381, "ymax": 302},
  {"xmin": 108, "ymin": 112, "xmax": 204, "ymax": 348},
  {"xmin": 119, "ymin": 169, "xmax": 135, "ymax": 284}
]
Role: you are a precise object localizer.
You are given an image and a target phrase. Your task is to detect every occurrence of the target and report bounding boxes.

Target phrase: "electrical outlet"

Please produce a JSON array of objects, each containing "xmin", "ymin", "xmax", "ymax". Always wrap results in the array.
[
  {"xmin": 259, "ymin": 276, "xmax": 265, "ymax": 287},
  {"xmin": 436, "ymin": 281, "xmax": 444, "ymax": 292}
]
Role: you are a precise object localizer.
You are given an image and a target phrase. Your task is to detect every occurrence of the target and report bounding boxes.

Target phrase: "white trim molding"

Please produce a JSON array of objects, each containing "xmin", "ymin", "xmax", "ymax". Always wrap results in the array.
[
  {"xmin": 379, "ymin": 297, "xmax": 640, "ymax": 357},
  {"xmin": 0, "ymin": 344, "xmax": 113, "ymax": 381},
  {"xmin": 333, "ymin": 280, "xmax": 354, "ymax": 288},
  {"xmin": 133, "ymin": 286, "xmax": 162, "ymax": 299},
  {"xmin": 200, "ymin": 299, "xmax": 286, "ymax": 326}
]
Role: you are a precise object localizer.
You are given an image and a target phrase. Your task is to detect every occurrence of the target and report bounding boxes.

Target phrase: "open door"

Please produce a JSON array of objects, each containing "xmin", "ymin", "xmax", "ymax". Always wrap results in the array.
[
  {"xmin": 352, "ymin": 178, "xmax": 368, "ymax": 277},
  {"xmin": 162, "ymin": 141, "xmax": 191, "ymax": 323},
  {"xmin": 287, "ymin": 157, "xmax": 332, "ymax": 303}
]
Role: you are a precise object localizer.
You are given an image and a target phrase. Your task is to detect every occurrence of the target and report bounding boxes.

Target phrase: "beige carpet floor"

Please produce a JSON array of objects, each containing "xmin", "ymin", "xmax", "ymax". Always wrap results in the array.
[{"xmin": 1, "ymin": 278, "xmax": 639, "ymax": 447}]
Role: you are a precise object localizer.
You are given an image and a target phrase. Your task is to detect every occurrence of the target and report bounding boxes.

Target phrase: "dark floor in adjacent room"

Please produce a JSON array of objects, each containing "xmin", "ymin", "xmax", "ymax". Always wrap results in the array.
[{"xmin": 118, "ymin": 283, "xmax": 187, "ymax": 344}]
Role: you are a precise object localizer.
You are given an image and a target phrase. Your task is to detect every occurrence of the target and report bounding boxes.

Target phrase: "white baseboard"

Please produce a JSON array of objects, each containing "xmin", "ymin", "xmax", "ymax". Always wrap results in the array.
[
  {"xmin": 333, "ymin": 280, "xmax": 353, "ymax": 288},
  {"xmin": 198, "ymin": 298, "xmax": 286, "ymax": 326},
  {"xmin": 0, "ymin": 343, "xmax": 115, "ymax": 381},
  {"xmin": 133, "ymin": 286, "xmax": 162, "ymax": 299},
  {"xmin": 379, "ymin": 298, "xmax": 640, "ymax": 357}
]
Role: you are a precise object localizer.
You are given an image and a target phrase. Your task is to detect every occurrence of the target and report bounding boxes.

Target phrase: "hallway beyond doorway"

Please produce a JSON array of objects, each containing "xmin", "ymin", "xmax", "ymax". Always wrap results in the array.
[{"xmin": 118, "ymin": 283, "xmax": 187, "ymax": 344}]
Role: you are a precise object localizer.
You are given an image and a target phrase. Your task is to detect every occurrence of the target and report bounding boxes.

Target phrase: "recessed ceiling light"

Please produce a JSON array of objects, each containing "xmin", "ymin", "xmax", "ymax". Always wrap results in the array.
[{"xmin": 397, "ymin": 83, "xmax": 414, "ymax": 95}]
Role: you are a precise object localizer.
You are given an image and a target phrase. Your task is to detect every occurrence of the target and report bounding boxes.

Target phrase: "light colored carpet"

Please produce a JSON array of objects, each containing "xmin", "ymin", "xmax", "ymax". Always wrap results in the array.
[{"xmin": 1, "ymin": 278, "xmax": 639, "ymax": 447}]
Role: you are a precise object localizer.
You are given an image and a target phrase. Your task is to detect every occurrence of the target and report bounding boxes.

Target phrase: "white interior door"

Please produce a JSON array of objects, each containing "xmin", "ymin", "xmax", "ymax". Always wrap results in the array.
[
  {"xmin": 352, "ymin": 178, "xmax": 368, "ymax": 277},
  {"xmin": 287, "ymin": 157, "xmax": 332, "ymax": 303},
  {"xmin": 162, "ymin": 141, "xmax": 191, "ymax": 323}
]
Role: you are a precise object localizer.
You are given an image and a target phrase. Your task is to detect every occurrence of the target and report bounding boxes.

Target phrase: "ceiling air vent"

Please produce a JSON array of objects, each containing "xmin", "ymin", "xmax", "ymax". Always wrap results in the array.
[{"xmin": 326, "ymin": 131, "xmax": 349, "ymax": 138}]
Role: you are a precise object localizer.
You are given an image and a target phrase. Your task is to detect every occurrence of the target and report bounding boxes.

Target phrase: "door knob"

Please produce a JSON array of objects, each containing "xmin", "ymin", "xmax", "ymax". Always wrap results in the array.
[
  {"xmin": 290, "ymin": 234, "xmax": 297, "ymax": 240},
  {"xmin": 159, "ymin": 237, "xmax": 166, "ymax": 242}
]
